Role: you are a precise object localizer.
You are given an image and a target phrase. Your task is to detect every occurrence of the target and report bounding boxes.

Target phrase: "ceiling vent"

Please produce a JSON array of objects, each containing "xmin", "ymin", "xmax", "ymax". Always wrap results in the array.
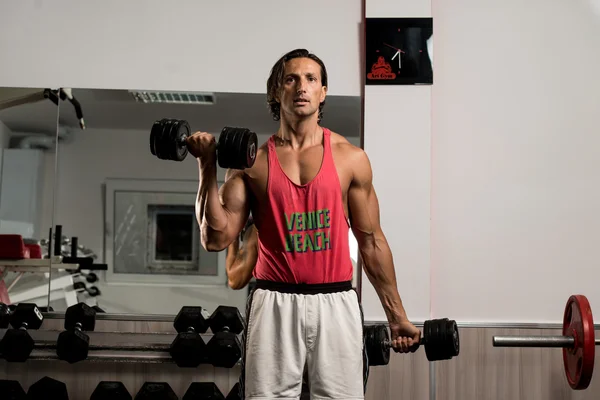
[{"xmin": 129, "ymin": 90, "xmax": 216, "ymax": 105}]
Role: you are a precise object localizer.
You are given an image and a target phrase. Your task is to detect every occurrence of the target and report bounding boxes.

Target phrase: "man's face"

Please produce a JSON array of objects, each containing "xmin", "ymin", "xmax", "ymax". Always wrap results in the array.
[{"xmin": 277, "ymin": 57, "xmax": 327, "ymax": 121}]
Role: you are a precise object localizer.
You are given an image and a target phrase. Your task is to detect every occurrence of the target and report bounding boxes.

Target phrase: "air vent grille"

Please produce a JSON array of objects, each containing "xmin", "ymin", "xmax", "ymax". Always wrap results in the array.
[{"xmin": 129, "ymin": 91, "xmax": 215, "ymax": 105}]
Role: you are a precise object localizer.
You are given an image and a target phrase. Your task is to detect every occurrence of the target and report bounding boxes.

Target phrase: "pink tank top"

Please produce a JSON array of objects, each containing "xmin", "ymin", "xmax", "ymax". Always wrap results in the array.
[{"xmin": 253, "ymin": 128, "xmax": 354, "ymax": 284}]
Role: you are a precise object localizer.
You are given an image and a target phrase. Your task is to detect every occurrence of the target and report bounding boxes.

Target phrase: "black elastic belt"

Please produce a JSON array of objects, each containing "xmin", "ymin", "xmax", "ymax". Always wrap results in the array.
[{"xmin": 254, "ymin": 279, "xmax": 352, "ymax": 295}]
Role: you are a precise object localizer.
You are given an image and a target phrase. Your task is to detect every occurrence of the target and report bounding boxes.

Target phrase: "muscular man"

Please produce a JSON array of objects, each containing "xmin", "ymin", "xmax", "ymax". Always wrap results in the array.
[{"xmin": 191, "ymin": 48, "xmax": 420, "ymax": 400}]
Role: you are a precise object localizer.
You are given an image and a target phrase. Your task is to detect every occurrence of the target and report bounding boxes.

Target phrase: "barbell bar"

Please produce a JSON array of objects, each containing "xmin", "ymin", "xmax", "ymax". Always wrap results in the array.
[{"xmin": 493, "ymin": 294, "xmax": 595, "ymax": 391}]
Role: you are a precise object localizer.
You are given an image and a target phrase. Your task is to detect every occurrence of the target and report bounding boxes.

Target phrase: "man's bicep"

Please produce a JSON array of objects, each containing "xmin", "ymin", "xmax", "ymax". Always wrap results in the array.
[{"xmin": 219, "ymin": 171, "xmax": 251, "ymax": 234}]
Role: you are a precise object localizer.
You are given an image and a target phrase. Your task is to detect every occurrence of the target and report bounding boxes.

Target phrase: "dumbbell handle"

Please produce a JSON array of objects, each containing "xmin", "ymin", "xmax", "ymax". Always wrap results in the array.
[
  {"xmin": 381, "ymin": 335, "xmax": 424, "ymax": 349},
  {"xmin": 177, "ymin": 134, "xmax": 221, "ymax": 150},
  {"xmin": 493, "ymin": 335, "xmax": 600, "ymax": 348}
]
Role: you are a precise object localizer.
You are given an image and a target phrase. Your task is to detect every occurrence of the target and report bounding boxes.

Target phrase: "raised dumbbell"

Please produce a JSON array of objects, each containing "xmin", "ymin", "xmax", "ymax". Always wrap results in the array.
[
  {"xmin": 0, "ymin": 379, "xmax": 26, "ymax": 400},
  {"xmin": 56, "ymin": 302, "xmax": 97, "ymax": 363},
  {"xmin": 0, "ymin": 303, "xmax": 44, "ymax": 362},
  {"xmin": 0, "ymin": 302, "xmax": 11, "ymax": 328},
  {"xmin": 27, "ymin": 376, "xmax": 69, "ymax": 400},
  {"xmin": 183, "ymin": 382, "xmax": 225, "ymax": 400},
  {"xmin": 365, "ymin": 318, "xmax": 460, "ymax": 366},
  {"xmin": 150, "ymin": 118, "xmax": 258, "ymax": 169},
  {"xmin": 169, "ymin": 306, "xmax": 210, "ymax": 368},
  {"xmin": 91, "ymin": 381, "xmax": 132, "ymax": 400},
  {"xmin": 206, "ymin": 306, "xmax": 245, "ymax": 368},
  {"xmin": 135, "ymin": 382, "xmax": 178, "ymax": 400}
]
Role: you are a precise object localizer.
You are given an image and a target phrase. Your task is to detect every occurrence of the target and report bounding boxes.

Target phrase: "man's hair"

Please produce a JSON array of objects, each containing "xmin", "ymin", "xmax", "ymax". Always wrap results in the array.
[{"xmin": 266, "ymin": 49, "xmax": 328, "ymax": 122}]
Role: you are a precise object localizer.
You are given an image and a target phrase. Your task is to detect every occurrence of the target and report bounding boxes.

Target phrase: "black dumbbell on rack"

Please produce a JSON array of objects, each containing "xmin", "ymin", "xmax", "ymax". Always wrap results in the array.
[
  {"xmin": 56, "ymin": 302, "xmax": 97, "ymax": 363},
  {"xmin": 169, "ymin": 306, "xmax": 210, "ymax": 368},
  {"xmin": 0, "ymin": 303, "xmax": 44, "ymax": 362},
  {"xmin": 91, "ymin": 381, "xmax": 132, "ymax": 400},
  {"xmin": 0, "ymin": 302, "xmax": 11, "ymax": 328},
  {"xmin": 206, "ymin": 306, "xmax": 245, "ymax": 368},
  {"xmin": 27, "ymin": 376, "xmax": 69, "ymax": 400}
]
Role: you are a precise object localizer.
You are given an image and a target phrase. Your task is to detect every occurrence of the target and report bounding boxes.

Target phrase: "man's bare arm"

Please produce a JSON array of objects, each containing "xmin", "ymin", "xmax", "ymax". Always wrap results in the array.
[
  {"xmin": 195, "ymin": 161, "xmax": 250, "ymax": 252},
  {"xmin": 225, "ymin": 224, "xmax": 259, "ymax": 289},
  {"xmin": 347, "ymin": 149, "xmax": 408, "ymax": 324}
]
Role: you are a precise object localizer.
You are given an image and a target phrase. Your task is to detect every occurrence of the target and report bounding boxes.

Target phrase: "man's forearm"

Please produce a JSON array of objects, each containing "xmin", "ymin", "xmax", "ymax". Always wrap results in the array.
[
  {"xmin": 195, "ymin": 158, "xmax": 228, "ymax": 233},
  {"xmin": 360, "ymin": 235, "xmax": 409, "ymax": 323}
]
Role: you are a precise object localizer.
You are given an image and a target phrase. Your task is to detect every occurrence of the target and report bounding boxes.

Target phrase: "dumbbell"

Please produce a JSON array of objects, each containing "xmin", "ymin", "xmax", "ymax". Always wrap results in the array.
[
  {"xmin": 183, "ymin": 382, "xmax": 225, "ymax": 400},
  {"xmin": 91, "ymin": 381, "xmax": 132, "ymax": 400},
  {"xmin": 206, "ymin": 305, "xmax": 245, "ymax": 368},
  {"xmin": 365, "ymin": 318, "xmax": 460, "ymax": 366},
  {"xmin": 27, "ymin": 376, "xmax": 69, "ymax": 400},
  {"xmin": 135, "ymin": 382, "xmax": 178, "ymax": 400},
  {"xmin": 56, "ymin": 302, "xmax": 97, "ymax": 363},
  {"xmin": 73, "ymin": 281, "xmax": 101, "ymax": 297},
  {"xmin": 0, "ymin": 303, "xmax": 44, "ymax": 362},
  {"xmin": 0, "ymin": 302, "xmax": 11, "ymax": 328},
  {"xmin": 0, "ymin": 379, "xmax": 26, "ymax": 400},
  {"xmin": 169, "ymin": 306, "xmax": 210, "ymax": 368},
  {"xmin": 225, "ymin": 383, "xmax": 241, "ymax": 400},
  {"xmin": 150, "ymin": 118, "xmax": 258, "ymax": 169}
]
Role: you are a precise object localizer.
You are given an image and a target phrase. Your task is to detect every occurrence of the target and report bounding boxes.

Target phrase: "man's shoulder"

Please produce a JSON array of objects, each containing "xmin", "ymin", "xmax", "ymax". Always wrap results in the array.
[{"xmin": 327, "ymin": 129, "xmax": 368, "ymax": 163}]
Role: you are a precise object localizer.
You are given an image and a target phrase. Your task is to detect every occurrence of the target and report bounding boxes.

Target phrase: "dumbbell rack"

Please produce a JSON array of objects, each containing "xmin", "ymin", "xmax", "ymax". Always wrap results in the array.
[{"xmin": 0, "ymin": 309, "xmax": 244, "ymax": 366}]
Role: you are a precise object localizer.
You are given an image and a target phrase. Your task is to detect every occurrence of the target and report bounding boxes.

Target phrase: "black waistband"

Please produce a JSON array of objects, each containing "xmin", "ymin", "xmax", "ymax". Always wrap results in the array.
[{"xmin": 254, "ymin": 279, "xmax": 353, "ymax": 294}]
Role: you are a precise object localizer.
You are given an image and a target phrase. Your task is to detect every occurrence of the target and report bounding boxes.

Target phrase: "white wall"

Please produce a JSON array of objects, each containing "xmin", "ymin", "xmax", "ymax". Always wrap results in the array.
[
  {"xmin": 0, "ymin": 0, "xmax": 361, "ymax": 96},
  {"xmin": 51, "ymin": 128, "xmax": 361, "ymax": 315},
  {"xmin": 430, "ymin": 0, "xmax": 600, "ymax": 323},
  {"xmin": 362, "ymin": 1, "xmax": 432, "ymax": 323}
]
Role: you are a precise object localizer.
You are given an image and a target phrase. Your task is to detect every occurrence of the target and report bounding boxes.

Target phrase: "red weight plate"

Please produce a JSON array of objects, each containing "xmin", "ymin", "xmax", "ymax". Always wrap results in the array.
[{"xmin": 562, "ymin": 294, "xmax": 595, "ymax": 390}]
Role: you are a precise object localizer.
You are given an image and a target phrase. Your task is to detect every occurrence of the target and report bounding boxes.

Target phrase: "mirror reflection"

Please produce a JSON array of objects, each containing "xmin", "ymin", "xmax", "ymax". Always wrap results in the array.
[
  {"xmin": 50, "ymin": 84, "xmax": 361, "ymax": 316},
  {"xmin": 0, "ymin": 86, "xmax": 60, "ymax": 309}
]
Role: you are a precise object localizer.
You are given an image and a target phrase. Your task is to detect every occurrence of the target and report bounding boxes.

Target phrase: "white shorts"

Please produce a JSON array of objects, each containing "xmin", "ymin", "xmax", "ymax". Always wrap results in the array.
[{"xmin": 236, "ymin": 280, "xmax": 368, "ymax": 400}]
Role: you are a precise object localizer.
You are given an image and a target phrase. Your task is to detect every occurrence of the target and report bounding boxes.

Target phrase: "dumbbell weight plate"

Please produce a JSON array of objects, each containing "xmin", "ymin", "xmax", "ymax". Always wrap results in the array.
[
  {"xmin": 217, "ymin": 127, "xmax": 258, "ymax": 170},
  {"xmin": 217, "ymin": 127, "xmax": 236, "ymax": 169},
  {"xmin": 172, "ymin": 120, "xmax": 190, "ymax": 161},
  {"xmin": 365, "ymin": 325, "xmax": 390, "ymax": 366},
  {"xmin": 563, "ymin": 294, "xmax": 595, "ymax": 390},
  {"xmin": 242, "ymin": 129, "xmax": 258, "ymax": 168},
  {"xmin": 165, "ymin": 119, "xmax": 181, "ymax": 161},
  {"xmin": 155, "ymin": 119, "xmax": 171, "ymax": 160},
  {"xmin": 150, "ymin": 120, "xmax": 162, "ymax": 157}
]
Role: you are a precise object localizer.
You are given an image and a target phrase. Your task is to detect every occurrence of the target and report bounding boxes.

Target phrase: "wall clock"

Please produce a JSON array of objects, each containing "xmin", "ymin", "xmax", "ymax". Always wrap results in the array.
[{"xmin": 365, "ymin": 17, "xmax": 433, "ymax": 85}]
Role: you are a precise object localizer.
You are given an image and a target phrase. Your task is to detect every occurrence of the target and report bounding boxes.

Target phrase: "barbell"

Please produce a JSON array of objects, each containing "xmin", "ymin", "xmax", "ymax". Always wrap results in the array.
[{"xmin": 493, "ymin": 294, "xmax": 596, "ymax": 390}]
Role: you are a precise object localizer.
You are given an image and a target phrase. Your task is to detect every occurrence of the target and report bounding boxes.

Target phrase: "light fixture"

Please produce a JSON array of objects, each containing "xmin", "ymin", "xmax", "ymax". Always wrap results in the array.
[{"xmin": 129, "ymin": 90, "xmax": 216, "ymax": 105}]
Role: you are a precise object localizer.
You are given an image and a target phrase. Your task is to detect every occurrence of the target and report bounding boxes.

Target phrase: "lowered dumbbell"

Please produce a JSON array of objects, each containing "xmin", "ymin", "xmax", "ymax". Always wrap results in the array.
[
  {"xmin": 365, "ymin": 318, "xmax": 460, "ymax": 366},
  {"xmin": 150, "ymin": 118, "xmax": 258, "ymax": 169},
  {"xmin": 183, "ymin": 382, "xmax": 224, "ymax": 400},
  {"xmin": 135, "ymin": 382, "xmax": 178, "ymax": 400},
  {"xmin": 91, "ymin": 381, "xmax": 132, "ymax": 400},
  {"xmin": 0, "ymin": 379, "xmax": 26, "ymax": 400},
  {"xmin": 56, "ymin": 302, "xmax": 97, "ymax": 363},
  {"xmin": 27, "ymin": 376, "xmax": 69, "ymax": 400},
  {"xmin": 0, "ymin": 303, "xmax": 44, "ymax": 362},
  {"xmin": 169, "ymin": 306, "xmax": 210, "ymax": 368},
  {"xmin": 206, "ymin": 305, "xmax": 245, "ymax": 368}
]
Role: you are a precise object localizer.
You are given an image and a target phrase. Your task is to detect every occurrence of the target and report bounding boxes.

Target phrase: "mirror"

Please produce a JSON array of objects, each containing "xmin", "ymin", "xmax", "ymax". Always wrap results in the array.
[
  {"xmin": 50, "ymin": 86, "xmax": 362, "ymax": 316},
  {"xmin": 0, "ymin": 86, "xmax": 61, "ymax": 309}
]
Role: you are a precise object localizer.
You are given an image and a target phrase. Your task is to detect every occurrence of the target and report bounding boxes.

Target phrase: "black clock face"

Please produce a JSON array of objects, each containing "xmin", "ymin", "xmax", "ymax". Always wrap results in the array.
[{"xmin": 365, "ymin": 17, "xmax": 433, "ymax": 85}]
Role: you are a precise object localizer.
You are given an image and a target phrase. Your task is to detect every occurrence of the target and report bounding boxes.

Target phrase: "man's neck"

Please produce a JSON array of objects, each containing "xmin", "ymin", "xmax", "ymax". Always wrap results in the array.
[{"xmin": 276, "ymin": 118, "xmax": 322, "ymax": 149}]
